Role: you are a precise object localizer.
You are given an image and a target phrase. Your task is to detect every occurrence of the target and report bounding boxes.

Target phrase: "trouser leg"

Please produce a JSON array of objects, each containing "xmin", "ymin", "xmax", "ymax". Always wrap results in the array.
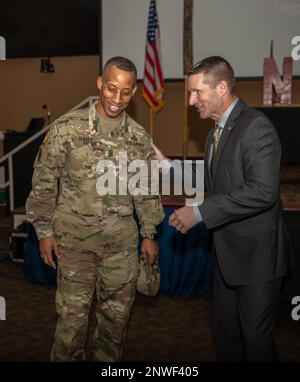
[
  {"xmin": 238, "ymin": 277, "xmax": 282, "ymax": 362},
  {"xmin": 51, "ymin": 249, "xmax": 97, "ymax": 362},
  {"xmin": 212, "ymin": 257, "xmax": 244, "ymax": 361},
  {"xmin": 91, "ymin": 247, "xmax": 138, "ymax": 362}
]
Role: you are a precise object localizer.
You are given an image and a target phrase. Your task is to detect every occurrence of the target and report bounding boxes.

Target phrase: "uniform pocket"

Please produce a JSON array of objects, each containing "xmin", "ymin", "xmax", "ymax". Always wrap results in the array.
[{"xmin": 68, "ymin": 145, "xmax": 92, "ymax": 172}]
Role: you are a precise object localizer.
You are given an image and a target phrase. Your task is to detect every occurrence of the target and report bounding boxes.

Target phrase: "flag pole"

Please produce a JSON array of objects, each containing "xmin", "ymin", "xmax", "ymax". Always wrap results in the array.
[
  {"xmin": 143, "ymin": 0, "xmax": 163, "ymax": 140},
  {"xmin": 150, "ymin": 108, "xmax": 154, "ymax": 139},
  {"xmin": 183, "ymin": 0, "xmax": 193, "ymax": 160},
  {"xmin": 183, "ymin": 75, "xmax": 188, "ymax": 159}
]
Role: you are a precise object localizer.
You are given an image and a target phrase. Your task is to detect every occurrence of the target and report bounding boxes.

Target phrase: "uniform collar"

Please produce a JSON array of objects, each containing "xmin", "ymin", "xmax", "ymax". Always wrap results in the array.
[{"xmin": 89, "ymin": 101, "xmax": 127, "ymax": 136}]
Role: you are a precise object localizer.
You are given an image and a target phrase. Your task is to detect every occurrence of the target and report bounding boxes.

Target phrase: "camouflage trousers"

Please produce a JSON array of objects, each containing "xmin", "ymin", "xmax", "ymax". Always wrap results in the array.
[{"xmin": 50, "ymin": 216, "xmax": 139, "ymax": 362}]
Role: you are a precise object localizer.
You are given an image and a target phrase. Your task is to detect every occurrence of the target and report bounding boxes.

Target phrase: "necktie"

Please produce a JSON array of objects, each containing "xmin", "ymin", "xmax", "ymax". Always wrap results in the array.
[
  {"xmin": 213, "ymin": 123, "xmax": 221, "ymax": 155},
  {"xmin": 210, "ymin": 123, "xmax": 220, "ymax": 174}
]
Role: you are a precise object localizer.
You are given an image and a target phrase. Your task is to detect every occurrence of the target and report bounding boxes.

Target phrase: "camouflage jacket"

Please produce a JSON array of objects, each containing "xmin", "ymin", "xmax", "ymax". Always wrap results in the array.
[{"xmin": 26, "ymin": 102, "xmax": 164, "ymax": 240}]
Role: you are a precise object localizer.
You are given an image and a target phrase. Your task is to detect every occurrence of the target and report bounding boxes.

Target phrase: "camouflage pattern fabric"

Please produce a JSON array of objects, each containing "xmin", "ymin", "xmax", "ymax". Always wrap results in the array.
[
  {"xmin": 26, "ymin": 102, "xmax": 164, "ymax": 241},
  {"xmin": 50, "ymin": 216, "xmax": 138, "ymax": 362},
  {"xmin": 26, "ymin": 102, "xmax": 164, "ymax": 361},
  {"xmin": 137, "ymin": 256, "xmax": 160, "ymax": 296}
]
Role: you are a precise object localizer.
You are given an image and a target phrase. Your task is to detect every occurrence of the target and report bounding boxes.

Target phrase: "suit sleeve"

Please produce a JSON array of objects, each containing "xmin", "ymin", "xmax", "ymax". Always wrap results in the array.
[
  {"xmin": 26, "ymin": 124, "xmax": 67, "ymax": 240},
  {"xmin": 199, "ymin": 117, "xmax": 281, "ymax": 230}
]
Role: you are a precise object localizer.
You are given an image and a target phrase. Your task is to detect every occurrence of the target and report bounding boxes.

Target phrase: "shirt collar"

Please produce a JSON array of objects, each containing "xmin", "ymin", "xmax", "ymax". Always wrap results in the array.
[
  {"xmin": 217, "ymin": 97, "xmax": 239, "ymax": 128},
  {"xmin": 89, "ymin": 101, "xmax": 126, "ymax": 135}
]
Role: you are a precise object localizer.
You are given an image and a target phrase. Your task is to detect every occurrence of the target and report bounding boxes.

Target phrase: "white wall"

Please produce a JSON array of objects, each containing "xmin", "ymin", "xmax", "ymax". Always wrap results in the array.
[
  {"xmin": 193, "ymin": 0, "xmax": 300, "ymax": 78},
  {"xmin": 102, "ymin": 0, "xmax": 300, "ymax": 79},
  {"xmin": 102, "ymin": 0, "xmax": 183, "ymax": 79}
]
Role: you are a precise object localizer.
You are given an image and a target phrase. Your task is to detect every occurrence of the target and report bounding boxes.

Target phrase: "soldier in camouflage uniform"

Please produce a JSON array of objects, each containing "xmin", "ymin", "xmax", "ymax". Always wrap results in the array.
[{"xmin": 26, "ymin": 57, "xmax": 164, "ymax": 362}]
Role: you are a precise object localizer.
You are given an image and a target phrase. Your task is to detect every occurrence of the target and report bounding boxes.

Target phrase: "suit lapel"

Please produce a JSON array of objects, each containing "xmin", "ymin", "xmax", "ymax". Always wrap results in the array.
[
  {"xmin": 204, "ymin": 128, "xmax": 214, "ymax": 191},
  {"xmin": 211, "ymin": 99, "xmax": 246, "ymax": 182}
]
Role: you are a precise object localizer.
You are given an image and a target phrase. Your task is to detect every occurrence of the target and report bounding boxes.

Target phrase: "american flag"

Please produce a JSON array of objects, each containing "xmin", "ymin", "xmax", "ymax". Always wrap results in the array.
[{"xmin": 142, "ymin": 0, "xmax": 164, "ymax": 113}]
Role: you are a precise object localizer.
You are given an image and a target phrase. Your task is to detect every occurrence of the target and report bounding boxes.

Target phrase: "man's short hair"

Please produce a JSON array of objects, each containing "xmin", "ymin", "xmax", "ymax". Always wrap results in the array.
[
  {"xmin": 102, "ymin": 56, "xmax": 137, "ymax": 84},
  {"xmin": 188, "ymin": 56, "xmax": 236, "ymax": 92}
]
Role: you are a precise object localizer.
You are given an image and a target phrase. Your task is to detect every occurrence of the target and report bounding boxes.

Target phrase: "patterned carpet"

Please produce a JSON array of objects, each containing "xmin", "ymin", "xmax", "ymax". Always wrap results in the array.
[{"xmin": 0, "ymin": 258, "xmax": 299, "ymax": 362}]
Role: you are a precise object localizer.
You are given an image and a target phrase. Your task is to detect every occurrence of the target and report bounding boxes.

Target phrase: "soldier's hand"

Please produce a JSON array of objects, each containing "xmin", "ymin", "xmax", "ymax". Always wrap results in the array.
[
  {"xmin": 39, "ymin": 236, "xmax": 62, "ymax": 269},
  {"xmin": 141, "ymin": 239, "xmax": 159, "ymax": 265}
]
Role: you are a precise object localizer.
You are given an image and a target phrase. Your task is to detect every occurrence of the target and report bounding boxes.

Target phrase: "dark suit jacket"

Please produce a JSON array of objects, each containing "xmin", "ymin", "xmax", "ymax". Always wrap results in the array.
[{"xmin": 199, "ymin": 99, "xmax": 288, "ymax": 285}]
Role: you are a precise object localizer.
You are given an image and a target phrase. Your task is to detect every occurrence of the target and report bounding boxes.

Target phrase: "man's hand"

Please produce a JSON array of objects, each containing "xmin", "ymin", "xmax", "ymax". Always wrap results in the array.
[
  {"xmin": 39, "ymin": 236, "xmax": 62, "ymax": 269},
  {"xmin": 141, "ymin": 239, "xmax": 159, "ymax": 265},
  {"xmin": 152, "ymin": 144, "xmax": 167, "ymax": 162},
  {"xmin": 169, "ymin": 206, "xmax": 196, "ymax": 234}
]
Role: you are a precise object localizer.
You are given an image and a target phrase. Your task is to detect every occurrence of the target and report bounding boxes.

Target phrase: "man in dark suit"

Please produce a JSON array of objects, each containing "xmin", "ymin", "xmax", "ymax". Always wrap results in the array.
[{"xmin": 153, "ymin": 56, "xmax": 288, "ymax": 361}]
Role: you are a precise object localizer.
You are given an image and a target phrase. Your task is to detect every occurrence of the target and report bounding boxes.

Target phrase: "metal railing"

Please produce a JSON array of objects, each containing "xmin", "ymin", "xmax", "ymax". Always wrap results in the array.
[{"xmin": 0, "ymin": 96, "xmax": 98, "ymax": 212}]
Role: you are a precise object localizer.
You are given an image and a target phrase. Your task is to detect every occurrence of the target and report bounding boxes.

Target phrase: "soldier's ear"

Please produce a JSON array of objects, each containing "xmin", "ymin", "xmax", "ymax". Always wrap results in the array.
[{"xmin": 97, "ymin": 77, "xmax": 103, "ymax": 92}]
